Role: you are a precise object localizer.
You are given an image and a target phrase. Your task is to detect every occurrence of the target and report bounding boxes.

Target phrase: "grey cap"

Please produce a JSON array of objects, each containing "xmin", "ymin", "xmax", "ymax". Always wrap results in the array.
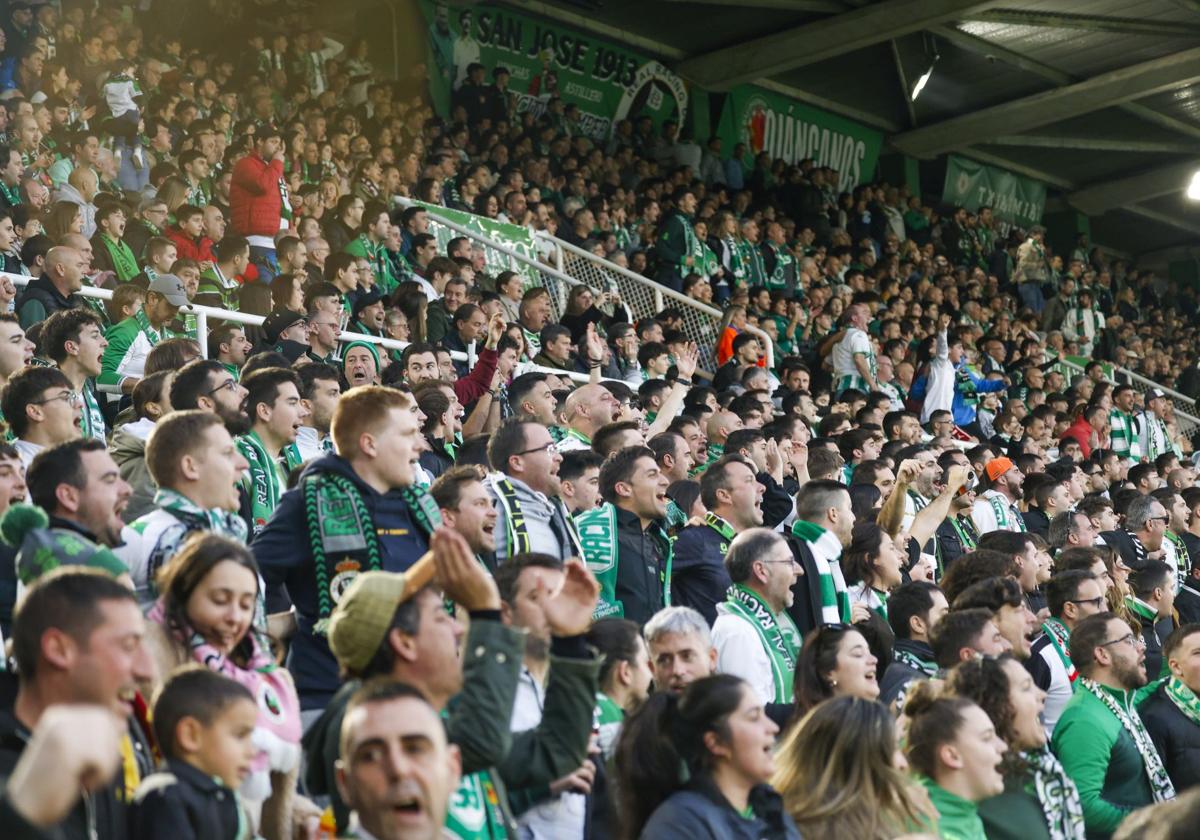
[{"xmin": 148, "ymin": 273, "xmax": 189, "ymax": 307}]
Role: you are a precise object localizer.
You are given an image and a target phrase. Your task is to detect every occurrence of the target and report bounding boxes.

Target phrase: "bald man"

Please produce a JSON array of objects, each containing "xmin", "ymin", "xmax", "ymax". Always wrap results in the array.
[
  {"xmin": 704, "ymin": 408, "xmax": 745, "ymax": 466},
  {"xmin": 59, "ymin": 166, "xmax": 99, "ymax": 237},
  {"xmin": 555, "ymin": 384, "xmax": 621, "ymax": 453},
  {"xmin": 15, "ymin": 246, "xmax": 86, "ymax": 329}
]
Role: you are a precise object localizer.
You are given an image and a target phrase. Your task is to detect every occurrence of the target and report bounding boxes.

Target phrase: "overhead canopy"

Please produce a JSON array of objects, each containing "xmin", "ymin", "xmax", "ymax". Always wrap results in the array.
[{"xmin": 497, "ymin": 0, "xmax": 1200, "ymax": 258}]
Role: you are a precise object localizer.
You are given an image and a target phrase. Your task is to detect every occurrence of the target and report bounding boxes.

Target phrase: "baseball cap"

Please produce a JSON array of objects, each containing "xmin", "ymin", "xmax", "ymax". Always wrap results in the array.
[
  {"xmin": 1147, "ymin": 388, "xmax": 1166, "ymax": 402},
  {"xmin": 985, "ymin": 456, "xmax": 1016, "ymax": 483},
  {"xmin": 262, "ymin": 309, "xmax": 306, "ymax": 344},
  {"xmin": 148, "ymin": 273, "xmax": 189, "ymax": 307},
  {"xmin": 328, "ymin": 566, "xmax": 430, "ymax": 673}
]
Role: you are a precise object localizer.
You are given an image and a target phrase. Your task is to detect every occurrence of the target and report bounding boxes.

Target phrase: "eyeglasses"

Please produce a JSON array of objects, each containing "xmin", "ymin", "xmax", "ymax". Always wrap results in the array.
[
  {"xmin": 516, "ymin": 441, "xmax": 556, "ymax": 456},
  {"xmin": 1149, "ymin": 515, "xmax": 1170, "ymax": 525},
  {"xmin": 32, "ymin": 389, "xmax": 81, "ymax": 406},
  {"xmin": 1099, "ymin": 632, "xmax": 1141, "ymax": 649},
  {"xmin": 206, "ymin": 378, "xmax": 239, "ymax": 396},
  {"xmin": 1067, "ymin": 596, "xmax": 1105, "ymax": 609}
]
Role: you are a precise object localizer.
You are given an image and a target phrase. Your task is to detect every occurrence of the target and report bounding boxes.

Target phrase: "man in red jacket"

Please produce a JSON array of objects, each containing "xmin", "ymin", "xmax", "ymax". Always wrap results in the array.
[{"xmin": 229, "ymin": 128, "xmax": 288, "ymax": 283}]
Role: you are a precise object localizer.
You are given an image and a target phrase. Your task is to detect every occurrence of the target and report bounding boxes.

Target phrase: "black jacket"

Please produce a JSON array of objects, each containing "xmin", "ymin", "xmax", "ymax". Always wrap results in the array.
[
  {"xmin": 1177, "ymin": 583, "xmax": 1200, "ymax": 626},
  {"xmin": 671, "ymin": 521, "xmax": 734, "ymax": 626},
  {"xmin": 611, "ymin": 506, "xmax": 669, "ymax": 627},
  {"xmin": 638, "ymin": 774, "xmax": 801, "ymax": 840},
  {"xmin": 14, "ymin": 274, "xmax": 80, "ymax": 329},
  {"xmin": 756, "ymin": 471, "xmax": 793, "ymax": 530},
  {"xmin": 784, "ymin": 533, "xmax": 824, "ymax": 639},
  {"xmin": 880, "ymin": 638, "xmax": 935, "ymax": 710},
  {"xmin": 130, "ymin": 759, "xmax": 242, "ymax": 840},
  {"xmin": 1140, "ymin": 681, "xmax": 1200, "ymax": 792}
]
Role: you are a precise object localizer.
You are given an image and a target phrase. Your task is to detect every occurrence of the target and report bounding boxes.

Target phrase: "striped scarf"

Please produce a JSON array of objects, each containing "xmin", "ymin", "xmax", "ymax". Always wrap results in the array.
[
  {"xmin": 723, "ymin": 584, "xmax": 799, "ymax": 703},
  {"xmin": 790, "ymin": 519, "xmax": 850, "ymax": 624},
  {"xmin": 1078, "ymin": 677, "xmax": 1175, "ymax": 802},
  {"xmin": 1109, "ymin": 409, "xmax": 1141, "ymax": 460},
  {"xmin": 1025, "ymin": 746, "xmax": 1086, "ymax": 840}
]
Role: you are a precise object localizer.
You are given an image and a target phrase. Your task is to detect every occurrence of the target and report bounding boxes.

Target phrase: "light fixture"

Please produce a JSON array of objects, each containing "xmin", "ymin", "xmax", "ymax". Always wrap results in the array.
[
  {"xmin": 911, "ymin": 35, "xmax": 940, "ymax": 102},
  {"xmin": 1188, "ymin": 169, "xmax": 1200, "ymax": 201}
]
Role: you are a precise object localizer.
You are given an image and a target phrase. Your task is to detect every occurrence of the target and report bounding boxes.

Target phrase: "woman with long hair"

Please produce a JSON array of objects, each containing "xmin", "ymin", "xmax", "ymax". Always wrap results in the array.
[
  {"xmin": 844, "ymin": 521, "xmax": 906, "ymax": 618},
  {"xmin": 43, "ymin": 200, "xmax": 82, "ymax": 242},
  {"xmin": 792, "ymin": 623, "xmax": 880, "ymax": 718},
  {"xmin": 615, "ymin": 674, "xmax": 799, "ymax": 839},
  {"xmin": 773, "ymin": 696, "xmax": 933, "ymax": 840},
  {"xmin": 904, "ymin": 682, "xmax": 1009, "ymax": 840},
  {"xmin": 947, "ymin": 655, "xmax": 1086, "ymax": 840},
  {"xmin": 146, "ymin": 533, "xmax": 309, "ymax": 839}
]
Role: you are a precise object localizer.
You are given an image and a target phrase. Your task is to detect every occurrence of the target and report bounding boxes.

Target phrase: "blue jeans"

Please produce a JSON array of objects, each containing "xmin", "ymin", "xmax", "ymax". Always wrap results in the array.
[
  {"xmin": 1018, "ymin": 281, "xmax": 1045, "ymax": 314},
  {"xmin": 114, "ymin": 138, "xmax": 149, "ymax": 192},
  {"xmin": 249, "ymin": 245, "xmax": 278, "ymax": 283}
]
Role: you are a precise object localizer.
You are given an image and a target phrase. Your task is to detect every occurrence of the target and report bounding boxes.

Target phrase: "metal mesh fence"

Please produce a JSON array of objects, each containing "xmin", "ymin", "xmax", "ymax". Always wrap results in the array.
[{"xmin": 1056, "ymin": 358, "xmax": 1200, "ymax": 437}]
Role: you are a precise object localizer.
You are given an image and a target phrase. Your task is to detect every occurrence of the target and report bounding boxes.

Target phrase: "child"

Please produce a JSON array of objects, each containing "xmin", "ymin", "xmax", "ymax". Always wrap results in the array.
[
  {"xmin": 102, "ymin": 59, "xmax": 149, "ymax": 191},
  {"xmin": 132, "ymin": 666, "xmax": 257, "ymax": 840}
]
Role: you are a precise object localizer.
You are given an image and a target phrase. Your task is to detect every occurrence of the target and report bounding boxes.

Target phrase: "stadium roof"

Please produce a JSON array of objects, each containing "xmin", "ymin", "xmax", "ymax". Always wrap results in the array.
[{"xmin": 500, "ymin": 0, "xmax": 1200, "ymax": 259}]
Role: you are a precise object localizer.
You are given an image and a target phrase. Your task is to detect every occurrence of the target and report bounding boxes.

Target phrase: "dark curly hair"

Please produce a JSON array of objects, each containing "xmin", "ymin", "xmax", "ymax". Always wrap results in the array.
[
  {"xmin": 792, "ymin": 623, "xmax": 862, "ymax": 720},
  {"xmin": 945, "ymin": 653, "xmax": 1027, "ymax": 776}
]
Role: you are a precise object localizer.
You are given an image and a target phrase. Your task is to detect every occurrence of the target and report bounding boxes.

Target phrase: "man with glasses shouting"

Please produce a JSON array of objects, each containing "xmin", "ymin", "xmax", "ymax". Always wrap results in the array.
[
  {"xmin": 0, "ymin": 366, "xmax": 82, "ymax": 469},
  {"xmin": 1028, "ymin": 569, "xmax": 1107, "ymax": 736},
  {"xmin": 1053, "ymin": 612, "xmax": 1175, "ymax": 838}
]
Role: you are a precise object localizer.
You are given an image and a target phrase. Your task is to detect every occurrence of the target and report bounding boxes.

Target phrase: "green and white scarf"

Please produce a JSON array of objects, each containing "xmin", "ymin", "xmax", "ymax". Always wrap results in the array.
[
  {"xmin": 1165, "ymin": 676, "xmax": 1200, "ymax": 727},
  {"xmin": 705, "ymin": 512, "xmax": 735, "ymax": 553},
  {"xmin": 764, "ymin": 241, "xmax": 794, "ymax": 290},
  {"xmin": 305, "ymin": 471, "xmax": 442, "ymax": 635},
  {"xmin": 1024, "ymin": 746, "xmax": 1086, "ymax": 840},
  {"xmin": 892, "ymin": 645, "xmax": 937, "ymax": 677},
  {"xmin": 80, "ymin": 381, "xmax": 106, "ymax": 443},
  {"xmin": 791, "ymin": 519, "xmax": 850, "ymax": 624},
  {"xmin": 146, "ymin": 488, "xmax": 252, "ymax": 599},
  {"xmin": 1042, "ymin": 618, "xmax": 1077, "ymax": 686},
  {"xmin": 237, "ymin": 431, "xmax": 290, "ymax": 535},
  {"xmin": 1077, "ymin": 677, "xmax": 1175, "ymax": 802},
  {"xmin": 723, "ymin": 583, "xmax": 800, "ymax": 703},
  {"xmin": 98, "ymin": 233, "xmax": 139, "ymax": 283},
  {"xmin": 576, "ymin": 502, "xmax": 671, "ymax": 619},
  {"xmin": 133, "ymin": 307, "xmax": 163, "ymax": 348}
]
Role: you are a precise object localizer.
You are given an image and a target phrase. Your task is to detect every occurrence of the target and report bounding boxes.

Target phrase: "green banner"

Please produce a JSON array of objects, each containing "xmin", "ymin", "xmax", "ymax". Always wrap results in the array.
[
  {"xmin": 422, "ymin": 2, "xmax": 688, "ymax": 141},
  {"xmin": 414, "ymin": 200, "xmax": 542, "ymax": 287},
  {"xmin": 942, "ymin": 154, "xmax": 1046, "ymax": 233},
  {"xmin": 716, "ymin": 85, "xmax": 883, "ymax": 191}
]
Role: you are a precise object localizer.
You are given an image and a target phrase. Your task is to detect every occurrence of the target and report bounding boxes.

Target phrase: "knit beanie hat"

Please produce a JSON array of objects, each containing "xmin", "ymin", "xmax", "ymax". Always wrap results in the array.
[
  {"xmin": 341, "ymin": 339, "xmax": 381, "ymax": 377},
  {"xmin": 0, "ymin": 504, "xmax": 128, "ymax": 586}
]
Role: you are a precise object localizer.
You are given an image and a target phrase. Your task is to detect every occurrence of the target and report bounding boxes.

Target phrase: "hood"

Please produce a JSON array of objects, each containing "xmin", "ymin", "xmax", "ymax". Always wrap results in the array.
[
  {"xmin": 301, "ymin": 680, "xmax": 359, "ymax": 796},
  {"xmin": 299, "ymin": 453, "xmax": 381, "ymax": 498},
  {"xmin": 110, "ymin": 425, "xmax": 148, "ymax": 462}
]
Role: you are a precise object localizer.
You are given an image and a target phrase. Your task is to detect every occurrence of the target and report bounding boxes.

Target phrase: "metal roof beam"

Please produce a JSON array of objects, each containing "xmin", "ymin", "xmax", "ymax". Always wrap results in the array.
[
  {"xmin": 987, "ymin": 135, "xmax": 1199, "ymax": 153},
  {"xmin": 1067, "ymin": 159, "xmax": 1200, "ymax": 215},
  {"xmin": 674, "ymin": 0, "xmax": 1000, "ymax": 89},
  {"xmin": 892, "ymin": 47, "xmax": 1200, "ymax": 157},
  {"xmin": 1123, "ymin": 205, "xmax": 1200, "ymax": 240},
  {"xmin": 964, "ymin": 9, "xmax": 1200, "ymax": 38},
  {"xmin": 933, "ymin": 27, "xmax": 1200, "ymax": 141},
  {"xmin": 660, "ymin": 0, "xmax": 846, "ymax": 10}
]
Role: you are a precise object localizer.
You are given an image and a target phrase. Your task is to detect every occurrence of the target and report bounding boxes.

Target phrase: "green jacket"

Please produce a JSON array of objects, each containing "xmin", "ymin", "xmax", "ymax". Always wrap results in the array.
[
  {"xmin": 426, "ymin": 298, "xmax": 451, "ymax": 344},
  {"xmin": 1051, "ymin": 682, "xmax": 1156, "ymax": 838},
  {"xmin": 977, "ymin": 771, "xmax": 1053, "ymax": 840},
  {"xmin": 921, "ymin": 778, "xmax": 986, "ymax": 840},
  {"xmin": 303, "ymin": 618, "xmax": 600, "ymax": 836}
]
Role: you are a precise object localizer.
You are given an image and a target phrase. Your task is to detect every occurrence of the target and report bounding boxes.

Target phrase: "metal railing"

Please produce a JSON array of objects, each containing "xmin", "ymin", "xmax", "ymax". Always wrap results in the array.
[
  {"xmin": 8, "ymin": 276, "xmax": 600, "ymax": 386},
  {"xmin": 1055, "ymin": 356, "xmax": 1200, "ymax": 436},
  {"xmin": 403, "ymin": 199, "xmax": 774, "ymax": 374}
]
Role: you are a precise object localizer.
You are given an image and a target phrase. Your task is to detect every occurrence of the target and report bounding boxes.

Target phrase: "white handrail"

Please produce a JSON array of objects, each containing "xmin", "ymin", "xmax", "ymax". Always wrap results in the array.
[
  {"xmin": 9, "ymin": 275, "xmax": 604, "ymax": 385},
  {"xmin": 1055, "ymin": 356, "xmax": 1200, "ymax": 435}
]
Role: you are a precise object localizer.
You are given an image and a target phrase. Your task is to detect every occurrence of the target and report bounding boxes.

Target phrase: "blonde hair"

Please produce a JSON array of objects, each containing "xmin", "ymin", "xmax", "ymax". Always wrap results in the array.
[
  {"xmin": 772, "ymin": 696, "xmax": 932, "ymax": 840},
  {"xmin": 330, "ymin": 385, "xmax": 410, "ymax": 457}
]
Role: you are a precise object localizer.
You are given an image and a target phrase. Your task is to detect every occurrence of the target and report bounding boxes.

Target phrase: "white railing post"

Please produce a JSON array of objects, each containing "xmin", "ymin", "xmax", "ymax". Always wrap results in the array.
[{"xmin": 195, "ymin": 309, "xmax": 208, "ymax": 359}]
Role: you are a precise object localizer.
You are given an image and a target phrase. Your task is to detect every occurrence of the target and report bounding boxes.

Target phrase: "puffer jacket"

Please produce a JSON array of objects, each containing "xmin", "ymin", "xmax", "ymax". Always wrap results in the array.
[{"xmin": 229, "ymin": 152, "xmax": 284, "ymax": 238}]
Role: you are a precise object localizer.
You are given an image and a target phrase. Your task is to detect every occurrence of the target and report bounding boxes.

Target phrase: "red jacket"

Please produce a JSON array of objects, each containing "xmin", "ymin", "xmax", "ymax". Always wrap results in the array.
[
  {"xmin": 1062, "ymin": 415, "xmax": 1097, "ymax": 459},
  {"xmin": 229, "ymin": 152, "xmax": 284, "ymax": 239},
  {"xmin": 165, "ymin": 227, "xmax": 216, "ymax": 264}
]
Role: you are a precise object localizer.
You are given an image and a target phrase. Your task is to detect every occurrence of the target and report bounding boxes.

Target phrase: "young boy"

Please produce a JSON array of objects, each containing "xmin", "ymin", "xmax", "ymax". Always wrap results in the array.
[
  {"xmin": 132, "ymin": 236, "xmax": 179, "ymax": 289},
  {"xmin": 132, "ymin": 666, "xmax": 257, "ymax": 840}
]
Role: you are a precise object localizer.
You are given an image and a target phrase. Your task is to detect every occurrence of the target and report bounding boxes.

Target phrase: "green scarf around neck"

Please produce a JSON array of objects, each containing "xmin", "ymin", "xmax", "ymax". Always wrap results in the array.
[
  {"xmin": 99, "ymin": 233, "xmax": 139, "ymax": 282},
  {"xmin": 723, "ymin": 583, "xmax": 800, "ymax": 703}
]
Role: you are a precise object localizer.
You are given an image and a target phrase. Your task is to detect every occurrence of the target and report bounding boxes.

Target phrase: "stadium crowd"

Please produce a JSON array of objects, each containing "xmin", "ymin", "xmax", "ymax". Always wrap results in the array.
[{"xmin": 3, "ymin": 2, "xmax": 1200, "ymax": 840}]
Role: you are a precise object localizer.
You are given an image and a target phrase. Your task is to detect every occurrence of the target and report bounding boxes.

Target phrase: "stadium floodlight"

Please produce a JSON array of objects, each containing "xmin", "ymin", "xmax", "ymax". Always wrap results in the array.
[
  {"xmin": 910, "ymin": 36, "xmax": 939, "ymax": 103},
  {"xmin": 1188, "ymin": 169, "xmax": 1200, "ymax": 201}
]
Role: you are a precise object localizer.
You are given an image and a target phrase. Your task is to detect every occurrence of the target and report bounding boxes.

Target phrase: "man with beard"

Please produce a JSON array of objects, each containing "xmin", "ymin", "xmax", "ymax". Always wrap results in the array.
[
  {"xmin": 401, "ymin": 312, "xmax": 503, "ymax": 405},
  {"xmin": 254, "ymin": 386, "xmax": 443, "ymax": 714},
  {"xmin": 40, "ymin": 309, "xmax": 108, "ymax": 443},
  {"xmin": 972, "ymin": 456, "xmax": 1027, "ymax": 534},
  {"xmin": 116, "ymin": 411, "xmax": 249, "ymax": 605},
  {"xmin": 168, "ymin": 359, "xmax": 252, "ymax": 437},
  {"xmin": 486, "ymin": 420, "xmax": 580, "ymax": 564},
  {"xmin": 1053, "ymin": 612, "xmax": 1174, "ymax": 836}
]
